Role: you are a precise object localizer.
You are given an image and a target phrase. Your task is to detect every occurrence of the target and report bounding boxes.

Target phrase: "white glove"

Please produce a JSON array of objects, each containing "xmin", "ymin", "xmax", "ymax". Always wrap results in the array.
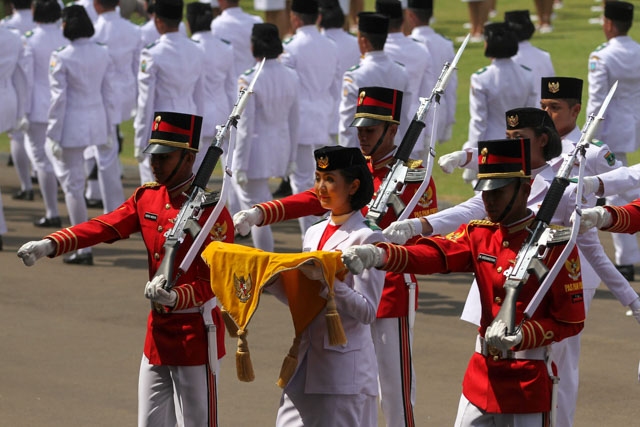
[
  {"xmin": 235, "ymin": 170, "xmax": 248, "ymax": 189},
  {"xmin": 144, "ymin": 274, "xmax": 177, "ymax": 307},
  {"xmin": 233, "ymin": 207, "xmax": 263, "ymax": 236},
  {"xmin": 15, "ymin": 116, "xmax": 29, "ymax": 132},
  {"xmin": 341, "ymin": 244, "xmax": 386, "ymax": 275},
  {"xmin": 134, "ymin": 146, "xmax": 146, "ymax": 163},
  {"xmin": 383, "ymin": 218, "xmax": 423, "ymax": 244},
  {"xmin": 17, "ymin": 239, "xmax": 56, "ymax": 266},
  {"xmin": 580, "ymin": 176, "xmax": 601, "ymax": 198},
  {"xmin": 484, "ymin": 319, "xmax": 523, "ymax": 352},
  {"xmin": 285, "ymin": 161, "xmax": 296, "ymax": 177},
  {"xmin": 46, "ymin": 138, "xmax": 63, "ymax": 161},
  {"xmin": 438, "ymin": 150, "xmax": 468, "ymax": 174},
  {"xmin": 574, "ymin": 206, "xmax": 612, "ymax": 234},
  {"xmin": 628, "ymin": 297, "xmax": 640, "ymax": 325}
]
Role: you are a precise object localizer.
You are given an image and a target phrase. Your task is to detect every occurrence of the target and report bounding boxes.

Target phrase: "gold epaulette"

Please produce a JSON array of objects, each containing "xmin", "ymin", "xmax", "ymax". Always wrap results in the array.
[
  {"xmin": 142, "ymin": 181, "xmax": 160, "ymax": 187},
  {"xmin": 468, "ymin": 219, "xmax": 496, "ymax": 227},
  {"xmin": 406, "ymin": 159, "xmax": 423, "ymax": 168}
]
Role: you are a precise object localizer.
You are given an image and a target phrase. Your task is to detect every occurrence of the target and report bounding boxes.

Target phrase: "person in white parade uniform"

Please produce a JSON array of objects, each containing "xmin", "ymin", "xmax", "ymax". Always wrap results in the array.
[
  {"xmin": 134, "ymin": 0, "xmax": 205, "ymax": 185},
  {"xmin": 139, "ymin": 0, "xmax": 187, "ymax": 46},
  {"xmin": 586, "ymin": 1, "xmax": 640, "ymax": 280},
  {"xmin": 274, "ymin": 146, "xmax": 385, "ymax": 427},
  {"xmin": 280, "ymin": 0, "xmax": 338, "ymax": 235},
  {"xmin": 338, "ymin": 12, "xmax": 411, "ymax": 149},
  {"xmin": 23, "ymin": 0, "xmax": 66, "ymax": 228},
  {"xmin": 186, "ymin": 2, "xmax": 236, "ymax": 170},
  {"xmin": 505, "ymin": 10, "xmax": 554, "ymax": 100},
  {"xmin": 233, "ymin": 23, "xmax": 299, "ymax": 253},
  {"xmin": 406, "ymin": 0, "xmax": 457, "ymax": 144}
]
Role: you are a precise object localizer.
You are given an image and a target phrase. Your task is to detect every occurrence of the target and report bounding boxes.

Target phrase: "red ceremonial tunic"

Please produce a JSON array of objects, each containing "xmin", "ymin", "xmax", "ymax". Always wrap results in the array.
[
  {"xmin": 604, "ymin": 199, "xmax": 640, "ymax": 234},
  {"xmin": 376, "ymin": 214, "xmax": 585, "ymax": 413},
  {"xmin": 256, "ymin": 155, "xmax": 438, "ymax": 318},
  {"xmin": 45, "ymin": 178, "xmax": 234, "ymax": 366}
]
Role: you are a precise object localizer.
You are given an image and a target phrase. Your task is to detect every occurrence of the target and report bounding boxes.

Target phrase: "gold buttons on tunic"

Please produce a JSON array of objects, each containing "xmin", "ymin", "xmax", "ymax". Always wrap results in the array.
[
  {"xmin": 157, "ymin": 225, "xmax": 163, "ymax": 232},
  {"xmin": 154, "ymin": 252, "xmax": 160, "ymax": 260},
  {"xmin": 502, "ymin": 241, "xmax": 509, "ymax": 248},
  {"xmin": 494, "ymin": 297, "xmax": 502, "ymax": 304},
  {"xmin": 497, "ymin": 266, "xmax": 503, "ymax": 273},
  {"xmin": 165, "ymin": 204, "xmax": 171, "ymax": 210}
]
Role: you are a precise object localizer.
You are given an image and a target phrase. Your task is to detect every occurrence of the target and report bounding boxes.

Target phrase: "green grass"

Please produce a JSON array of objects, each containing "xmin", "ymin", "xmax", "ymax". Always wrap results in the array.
[{"xmin": 3, "ymin": 0, "xmax": 639, "ymax": 203}]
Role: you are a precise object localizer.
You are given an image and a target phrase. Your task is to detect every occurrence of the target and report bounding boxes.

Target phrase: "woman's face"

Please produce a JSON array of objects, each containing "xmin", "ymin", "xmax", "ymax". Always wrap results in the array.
[{"xmin": 314, "ymin": 170, "xmax": 360, "ymax": 216}]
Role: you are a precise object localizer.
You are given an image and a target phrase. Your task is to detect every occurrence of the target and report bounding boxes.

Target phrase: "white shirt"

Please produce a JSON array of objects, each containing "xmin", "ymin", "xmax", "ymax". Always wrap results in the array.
[
  {"xmin": 0, "ymin": 27, "xmax": 28, "ymax": 133},
  {"xmin": 210, "ymin": 6, "xmax": 263, "ymax": 77},
  {"xmin": 139, "ymin": 18, "xmax": 187, "ymax": 47},
  {"xmin": 0, "ymin": 9, "xmax": 35, "ymax": 33},
  {"xmin": 512, "ymin": 40, "xmax": 555, "ymax": 99}
]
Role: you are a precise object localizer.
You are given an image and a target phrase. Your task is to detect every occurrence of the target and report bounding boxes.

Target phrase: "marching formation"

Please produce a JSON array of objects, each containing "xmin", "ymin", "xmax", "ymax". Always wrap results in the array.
[{"xmin": 4, "ymin": 0, "xmax": 640, "ymax": 425}]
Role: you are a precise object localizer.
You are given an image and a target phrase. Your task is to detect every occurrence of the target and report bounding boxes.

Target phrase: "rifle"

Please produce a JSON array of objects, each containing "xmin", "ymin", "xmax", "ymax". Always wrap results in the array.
[
  {"xmin": 152, "ymin": 58, "xmax": 266, "ymax": 310},
  {"xmin": 365, "ymin": 34, "xmax": 470, "ymax": 225},
  {"xmin": 491, "ymin": 81, "xmax": 618, "ymax": 334}
]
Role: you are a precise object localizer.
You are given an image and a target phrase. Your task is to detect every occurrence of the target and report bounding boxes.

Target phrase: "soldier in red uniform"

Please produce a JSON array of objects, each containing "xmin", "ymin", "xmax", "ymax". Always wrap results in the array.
[
  {"xmin": 342, "ymin": 138, "xmax": 586, "ymax": 426},
  {"xmin": 234, "ymin": 86, "xmax": 437, "ymax": 427},
  {"xmin": 17, "ymin": 112, "xmax": 232, "ymax": 427}
]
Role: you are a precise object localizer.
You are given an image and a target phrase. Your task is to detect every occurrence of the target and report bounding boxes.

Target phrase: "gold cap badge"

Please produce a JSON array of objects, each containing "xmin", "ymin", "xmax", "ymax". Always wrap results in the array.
[
  {"xmin": 358, "ymin": 90, "xmax": 366, "ymax": 106},
  {"xmin": 480, "ymin": 147, "xmax": 489, "ymax": 164},
  {"xmin": 153, "ymin": 115, "xmax": 162, "ymax": 131},
  {"xmin": 507, "ymin": 115, "xmax": 519, "ymax": 128},
  {"xmin": 548, "ymin": 81, "xmax": 560, "ymax": 94},
  {"xmin": 317, "ymin": 156, "xmax": 329, "ymax": 169}
]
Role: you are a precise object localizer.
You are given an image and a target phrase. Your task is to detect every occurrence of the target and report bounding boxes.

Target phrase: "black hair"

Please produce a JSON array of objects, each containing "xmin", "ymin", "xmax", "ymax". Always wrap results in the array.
[
  {"xmin": 96, "ymin": 0, "xmax": 120, "ymax": 9},
  {"xmin": 293, "ymin": 11, "xmax": 318, "ymax": 26},
  {"xmin": 611, "ymin": 18, "xmax": 632, "ymax": 35},
  {"xmin": 11, "ymin": 0, "xmax": 31, "ymax": 10},
  {"xmin": 360, "ymin": 31, "xmax": 387, "ymax": 50},
  {"xmin": 62, "ymin": 6, "xmax": 95, "ymax": 40},
  {"xmin": 407, "ymin": 7, "xmax": 432, "ymax": 24},
  {"xmin": 535, "ymin": 124, "xmax": 562, "ymax": 161},
  {"xmin": 156, "ymin": 15, "xmax": 181, "ymax": 29},
  {"xmin": 339, "ymin": 165, "xmax": 375, "ymax": 211},
  {"xmin": 319, "ymin": 7, "xmax": 344, "ymax": 29},
  {"xmin": 388, "ymin": 17, "xmax": 403, "ymax": 31},
  {"xmin": 559, "ymin": 98, "xmax": 581, "ymax": 108},
  {"xmin": 33, "ymin": 0, "xmax": 61, "ymax": 23},
  {"xmin": 506, "ymin": 19, "xmax": 535, "ymax": 42},
  {"xmin": 187, "ymin": 10, "xmax": 212, "ymax": 34}
]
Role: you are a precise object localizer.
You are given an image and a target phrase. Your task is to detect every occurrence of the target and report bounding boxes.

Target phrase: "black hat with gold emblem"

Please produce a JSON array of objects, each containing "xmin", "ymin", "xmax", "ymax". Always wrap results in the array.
[
  {"xmin": 484, "ymin": 22, "xmax": 518, "ymax": 58},
  {"xmin": 540, "ymin": 77, "xmax": 583, "ymax": 104},
  {"xmin": 314, "ymin": 146, "xmax": 367, "ymax": 171},
  {"xmin": 475, "ymin": 138, "xmax": 531, "ymax": 191},
  {"xmin": 605, "ymin": 1, "xmax": 633, "ymax": 22},
  {"xmin": 251, "ymin": 23, "xmax": 283, "ymax": 59},
  {"xmin": 155, "ymin": 0, "xmax": 183, "ymax": 21},
  {"xmin": 376, "ymin": 0, "xmax": 403, "ymax": 20},
  {"xmin": 407, "ymin": 0, "xmax": 432, "ymax": 10},
  {"xmin": 358, "ymin": 12, "xmax": 389, "ymax": 34},
  {"xmin": 505, "ymin": 107, "xmax": 555, "ymax": 131},
  {"xmin": 504, "ymin": 10, "xmax": 535, "ymax": 41},
  {"xmin": 144, "ymin": 112, "xmax": 203, "ymax": 154},
  {"xmin": 350, "ymin": 86, "xmax": 403, "ymax": 127},
  {"xmin": 291, "ymin": 0, "xmax": 318, "ymax": 14}
]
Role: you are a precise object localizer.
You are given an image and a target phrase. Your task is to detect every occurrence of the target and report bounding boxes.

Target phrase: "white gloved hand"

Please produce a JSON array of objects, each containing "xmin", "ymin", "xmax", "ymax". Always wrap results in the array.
[
  {"xmin": 285, "ymin": 161, "xmax": 296, "ymax": 177},
  {"xmin": 628, "ymin": 297, "xmax": 640, "ymax": 325},
  {"xmin": 46, "ymin": 138, "xmax": 63, "ymax": 161},
  {"xmin": 383, "ymin": 218, "xmax": 423, "ymax": 244},
  {"xmin": 134, "ymin": 146, "xmax": 146, "ymax": 163},
  {"xmin": 233, "ymin": 207, "xmax": 263, "ymax": 236},
  {"xmin": 574, "ymin": 206, "xmax": 612, "ymax": 234},
  {"xmin": 580, "ymin": 176, "xmax": 600, "ymax": 198},
  {"xmin": 144, "ymin": 274, "xmax": 177, "ymax": 307},
  {"xmin": 341, "ymin": 244, "xmax": 386, "ymax": 275},
  {"xmin": 235, "ymin": 170, "xmax": 248, "ymax": 189},
  {"xmin": 17, "ymin": 239, "xmax": 56, "ymax": 266},
  {"xmin": 484, "ymin": 319, "xmax": 523, "ymax": 352},
  {"xmin": 15, "ymin": 116, "xmax": 29, "ymax": 132},
  {"xmin": 438, "ymin": 150, "xmax": 469, "ymax": 174}
]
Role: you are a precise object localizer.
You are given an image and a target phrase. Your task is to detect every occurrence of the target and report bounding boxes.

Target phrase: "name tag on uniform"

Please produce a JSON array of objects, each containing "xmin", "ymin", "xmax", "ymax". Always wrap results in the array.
[
  {"xmin": 302, "ymin": 247, "xmax": 312, "ymax": 253},
  {"xmin": 477, "ymin": 253, "xmax": 497, "ymax": 264},
  {"xmin": 144, "ymin": 212, "xmax": 158, "ymax": 221}
]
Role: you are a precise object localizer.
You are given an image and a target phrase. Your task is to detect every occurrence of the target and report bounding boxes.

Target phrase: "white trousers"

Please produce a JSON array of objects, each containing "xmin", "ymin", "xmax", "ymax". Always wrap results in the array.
[
  {"xmin": 9, "ymin": 129, "xmax": 33, "ymax": 192},
  {"xmin": 84, "ymin": 139, "xmax": 125, "ymax": 213},
  {"xmin": 289, "ymin": 144, "xmax": 318, "ymax": 235},
  {"xmin": 138, "ymin": 156, "xmax": 155, "ymax": 185},
  {"xmin": 234, "ymin": 177, "xmax": 275, "ymax": 251},
  {"xmin": 138, "ymin": 355, "xmax": 218, "ymax": 427},
  {"xmin": 454, "ymin": 394, "xmax": 547, "ymax": 427},
  {"xmin": 371, "ymin": 316, "xmax": 416, "ymax": 427},
  {"xmin": 25, "ymin": 123, "xmax": 59, "ymax": 219},
  {"xmin": 608, "ymin": 153, "xmax": 640, "ymax": 265}
]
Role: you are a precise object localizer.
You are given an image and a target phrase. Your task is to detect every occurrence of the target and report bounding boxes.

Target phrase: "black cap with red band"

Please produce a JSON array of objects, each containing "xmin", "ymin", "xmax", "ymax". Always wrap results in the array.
[
  {"xmin": 474, "ymin": 138, "xmax": 531, "ymax": 191},
  {"xmin": 350, "ymin": 86, "xmax": 403, "ymax": 127},
  {"xmin": 144, "ymin": 111, "xmax": 203, "ymax": 154}
]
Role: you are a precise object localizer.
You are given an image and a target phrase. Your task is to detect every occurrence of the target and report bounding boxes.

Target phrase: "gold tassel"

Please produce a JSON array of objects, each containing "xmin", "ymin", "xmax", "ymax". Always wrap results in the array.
[
  {"xmin": 236, "ymin": 329, "xmax": 255, "ymax": 382},
  {"xmin": 277, "ymin": 335, "xmax": 301, "ymax": 388},
  {"xmin": 325, "ymin": 289, "xmax": 347, "ymax": 346},
  {"xmin": 221, "ymin": 307, "xmax": 239, "ymax": 338}
]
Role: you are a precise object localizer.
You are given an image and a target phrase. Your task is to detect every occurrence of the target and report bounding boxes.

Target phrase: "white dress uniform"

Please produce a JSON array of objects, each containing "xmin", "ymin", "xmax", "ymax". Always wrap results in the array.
[
  {"xmin": 254, "ymin": 0, "xmax": 284, "ymax": 10},
  {"xmin": 410, "ymin": 25, "xmax": 457, "ymax": 143},
  {"xmin": 512, "ymin": 41, "xmax": 555, "ymax": 99},
  {"xmin": 339, "ymin": 50, "xmax": 412, "ymax": 148},
  {"xmin": 139, "ymin": 18, "xmax": 187, "ymax": 47},
  {"xmin": 384, "ymin": 31, "xmax": 437, "ymax": 160},
  {"xmin": 233, "ymin": 59, "xmax": 299, "ymax": 252},
  {"xmin": 275, "ymin": 212, "xmax": 386, "ymax": 427},
  {"xmin": 210, "ymin": 6, "xmax": 263, "ymax": 79},
  {"xmin": 134, "ymin": 31, "xmax": 205, "ymax": 184},
  {"xmin": 587, "ymin": 35, "xmax": 640, "ymax": 267},
  {"xmin": 322, "ymin": 27, "xmax": 360, "ymax": 138},
  {"xmin": 47, "ymin": 38, "xmax": 118, "ymax": 245},
  {"xmin": 23, "ymin": 23, "xmax": 67, "ymax": 221},
  {"xmin": 280, "ymin": 25, "xmax": 339, "ymax": 233}
]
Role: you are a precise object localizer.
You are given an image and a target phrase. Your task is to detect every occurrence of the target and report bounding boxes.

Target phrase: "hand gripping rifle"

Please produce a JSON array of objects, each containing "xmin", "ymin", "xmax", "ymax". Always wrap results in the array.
[
  {"xmin": 365, "ymin": 34, "xmax": 470, "ymax": 225},
  {"xmin": 490, "ymin": 81, "xmax": 618, "ymax": 334},
  {"xmin": 151, "ymin": 59, "xmax": 266, "ymax": 311}
]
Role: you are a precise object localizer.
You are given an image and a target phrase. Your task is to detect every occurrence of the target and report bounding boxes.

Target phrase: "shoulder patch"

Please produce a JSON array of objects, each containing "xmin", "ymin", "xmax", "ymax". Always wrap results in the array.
[
  {"xmin": 406, "ymin": 159, "xmax": 423, "ymax": 168},
  {"xmin": 220, "ymin": 38, "xmax": 231, "ymax": 45},
  {"xmin": 604, "ymin": 151, "xmax": 616, "ymax": 166},
  {"xmin": 520, "ymin": 64, "xmax": 532, "ymax": 71},
  {"xmin": 363, "ymin": 219, "xmax": 382, "ymax": 231},
  {"xmin": 283, "ymin": 35, "xmax": 294, "ymax": 45},
  {"xmin": 145, "ymin": 40, "xmax": 158, "ymax": 49},
  {"xmin": 96, "ymin": 41, "xmax": 106, "ymax": 46},
  {"xmin": 347, "ymin": 64, "xmax": 360, "ymax": 72},
  {"xmin": 394, "ymin": 60, "xmax": 405, "ymax": 67},
  {"xmin": 411, "ymin": 37, "xmax": 421, "ymax": 43},
  {"xmin": 243, "ymin": 67, "xmax": 255, "ymax": 76},
  {"xmin": 468, "ymin": 219, "xmax": 496, "ymax": 227},
  {"xmin": 590, "ymin": 139, "xmax": 603, "ymax": 147},
  {"xmin": 24, "ymin": 30, "xmax": 33, "ymax": 38},
  {"xmin": 474, "ymin": 66, "xmax": 488, "ymax": 75},
  {"xmin": 594, "ymin": 42, "xmax": 608, "ymax": 52},
  {"xmin": 55, "ymin": 45, "xmax": 67, "ymax": 52},
  {"xmin": 189, "ymin": 38, "xmax": 200, "ymax": 44}
]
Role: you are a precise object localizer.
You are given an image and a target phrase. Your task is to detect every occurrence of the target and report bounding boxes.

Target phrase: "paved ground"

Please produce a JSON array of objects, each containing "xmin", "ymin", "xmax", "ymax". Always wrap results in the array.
[{"xmin": 1, "ymin": 155, "xmax": 639, "ymax": 426}]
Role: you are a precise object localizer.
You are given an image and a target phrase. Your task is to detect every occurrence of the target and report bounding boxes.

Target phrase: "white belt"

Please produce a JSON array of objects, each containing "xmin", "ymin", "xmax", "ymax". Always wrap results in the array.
[
  {"xmin": 475, "ymin": 335, "xmax": 546, "ymax": 361},
  {"xmin": 171, "ymin": 297, "xmax": 217, "ymax": 315}
]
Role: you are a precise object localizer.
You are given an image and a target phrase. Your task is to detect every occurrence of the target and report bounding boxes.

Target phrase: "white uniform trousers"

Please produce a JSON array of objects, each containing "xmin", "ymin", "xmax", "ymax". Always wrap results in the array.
[
  {"xmin": 276, "ymin": 354, "xmax": 378, "ymax": 427},
  {"xmin": 454, "ymin": 394, "xmax": 547, "ymax": 427},
  {"xmin": 139, "ymin": 156, "xmax": 155, "ymax": 185},
  {"xmin": 84, "ymin": 139, "xmax": 125, "ymax": 213},
  {"xmin": 9, "ymin": 130, "xmax": 33, "ymax": 192},
  {"xmin": 45, "ymin": 145, "xmax": 91, "ymax": 255},
  {"xmin": 607, "ymin": 153, "xmax": 640, "ymax": 265},
  {"xmin": 371, "ymin": 316, "xmax": 416, "ymax": 427},
  {"xmin": 25, "ymin": 123, "xmax": 59, "ymax": 219},
  {"xmin": 138, "ymin": 354, "xmax": 218, "ymax": 427},
  {"xmin": 289, "ymin": 144, "xmax": 318, "ymax": 235},
  {"xmin": 234, "ymin": 177, "xmax": 275, "ymax": 252},
  {"xmin": 84, "ymin": 157, "xmax": 101, "ymax": 202}
]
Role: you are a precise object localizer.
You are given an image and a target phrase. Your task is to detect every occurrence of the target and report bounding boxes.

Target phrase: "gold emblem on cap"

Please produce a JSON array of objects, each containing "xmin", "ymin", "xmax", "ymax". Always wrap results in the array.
[
  {"xmin": 153, "ymin": 115, "xmax": 161, "ymax": 131},
  {"xmin": 480, "ymin": 147, "xmax": 489, "ymax": 164},
  {"xmin": 317, "ymin": 156, "xmax": 329, "ymax": 169},
  {"xmin": 548, "ymin": 81, "xmax": 560, "ymax": 94},
  {"xmin": 358, "ymin": 90, "xmax": 366, "ymax": 106},
  {"xmin": 507, "ymin": 115, "xmax": 519, "ymax": 128}
]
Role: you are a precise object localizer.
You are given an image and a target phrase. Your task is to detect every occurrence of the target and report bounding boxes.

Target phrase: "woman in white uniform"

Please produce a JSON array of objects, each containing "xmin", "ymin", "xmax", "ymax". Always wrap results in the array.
[{"xmin": 275, "ymin": 146, "xmax": 385, "ymax": 427}]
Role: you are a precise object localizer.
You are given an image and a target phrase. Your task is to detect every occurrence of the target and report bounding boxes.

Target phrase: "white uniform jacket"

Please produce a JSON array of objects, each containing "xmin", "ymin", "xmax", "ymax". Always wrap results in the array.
[
  {"xmin": 410, "ymin": 25, "xmax": 457, "ymax": 142},
  {"xmin": 551, "ymin": 126, "xmax": 621, "ymax": 177},
  {"xmin": 191, "ymin": 31, "xmax": 236, "ymax": 139},
  {"xmin": 465, "ymin": 58, "xmax": 537, "ymax": 152},
  {"xmin": 0, "ymin": 8, "xmax": 35, "ymax": 33},
  {"xmin": 294, "ymin": 212, "xmax": 386, "ymax": 395},
  {"xmin": 339, "ymin": 50, "xmax": 411, "ymax": 148},
  {"xmin": 322, "ymin": 27, "xmax": 360, "ymax": 137},
  {"xmin": 23, "ymin": 23, "xmax": 66, "ymax": 124},
  {"xmin": 210, "ymin": 6, "xmax": 262, "ymax": 78},
  {"xmin": 139, "ymin": 19, "xmax": 187, "ymax": 47},
  {"xmin": 233, "ymin": 59, "xmax": 299, "ymax": 180},
  {"xmin": 93, "ymin": 11, "xmax": 142, "ymax": 123},
  {"xmin": 134, "ymin": 32, "xmax": 205, "ymax": 151},
  {"xmin": 76, "ymin": 0, "xmax": 99, "ymax": 22},
  {"xmin": 384, "ymin": 32, "xmax": 437, "ymax": 158},
  {"xmin": 281, "ymin": 25, "xmax": 338, "ymax": 146},
  {"xmin": 587, "ymin": 36, "xmax": 640, "ymax": 153},
  {"xmin": 47, "ymin": 39, "xmax": 118, "ymax": 148},
  {"xmin": 595, "ymin": 163, "xmax": 640, "ymax": 198},
  {"xmin": 512, "ymin": 41, "xmax": 555, "ymax": 99},
  {"xmin": 0, "ymin": 27, "xmax": 29, "ymax": 133}
]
